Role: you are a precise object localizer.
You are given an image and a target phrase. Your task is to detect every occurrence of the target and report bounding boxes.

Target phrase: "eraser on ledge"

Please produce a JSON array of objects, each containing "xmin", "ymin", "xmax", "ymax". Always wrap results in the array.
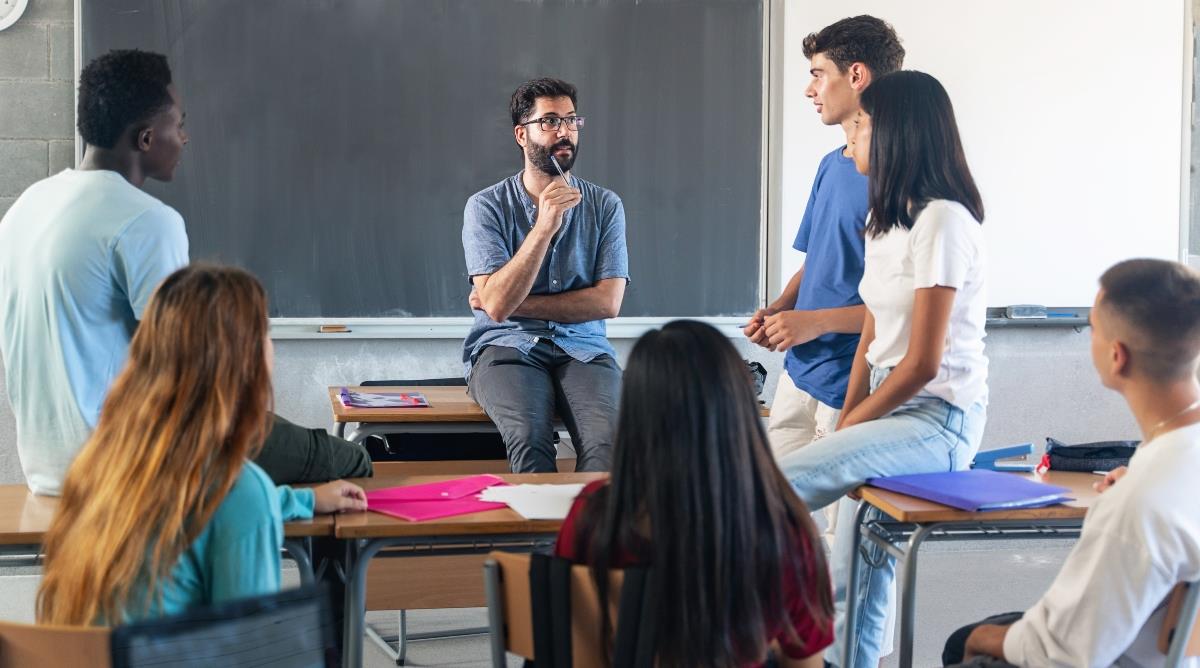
[
  {"xmin": 1005, "ymin": 305, "xmax": 1047, "ymax": 319},
  {"xmin": 318, "ymin": 324, "xmax": 351, "ymax": 333}
]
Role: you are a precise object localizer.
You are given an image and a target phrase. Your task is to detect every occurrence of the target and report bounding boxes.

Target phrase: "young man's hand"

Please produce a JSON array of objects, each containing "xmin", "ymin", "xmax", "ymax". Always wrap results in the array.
[
  {"xmin": 964, "ymin": 623, "xmax": 1011, "ymax": 661},
  {"xmin": 534, "ymin": 180, "xmax": 582, "ymax": 233},
  {"xmin": 1093, "ymin": 465, "xmax": 1129, "ymax": 493},
  {"xmin": 468, "ymin": 289, "xmax": 483, "ymax": 311},
  {"xmin": 763, "ymin": 310, "xmax": 826, "ymax": 352},
  {"xmin": 744, "ymin": 306, "xmax": 782, "ymax": 348},
  {"xmin": 313, "ymin": 480, "xmax": 368, "ymax": 514}
]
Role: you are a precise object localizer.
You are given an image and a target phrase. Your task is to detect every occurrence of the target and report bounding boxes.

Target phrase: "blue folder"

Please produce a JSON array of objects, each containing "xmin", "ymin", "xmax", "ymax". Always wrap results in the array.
[{"xmin": 866, "ymin": 469, "xmax": 1073, "ymax": 512}]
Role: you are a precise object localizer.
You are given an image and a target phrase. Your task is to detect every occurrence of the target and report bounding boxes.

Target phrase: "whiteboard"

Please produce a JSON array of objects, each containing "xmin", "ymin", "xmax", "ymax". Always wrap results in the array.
[{"xmin": 778, "ymin": 0, "xmax": 1187, "ymax": 306}]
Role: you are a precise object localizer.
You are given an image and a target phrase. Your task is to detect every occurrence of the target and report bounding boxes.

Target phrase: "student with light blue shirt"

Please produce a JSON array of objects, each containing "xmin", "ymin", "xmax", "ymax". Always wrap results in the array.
[
  {"xmin": 36, "ymin": 265, "xmax": 366, "ymax": 626},
  {"xmin": 0, "ymin": 49, "xmax": 371, "ymax": 496},
  {"xmin": 462, "ymin": 78, "xmax": 629, "ymax": 474}
]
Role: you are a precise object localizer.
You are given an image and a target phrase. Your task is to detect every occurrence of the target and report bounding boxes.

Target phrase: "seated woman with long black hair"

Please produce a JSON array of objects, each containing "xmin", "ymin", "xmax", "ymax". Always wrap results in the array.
[{"xmin": 555, "ymin": 320, "xmax": 834, "ymax": 667}]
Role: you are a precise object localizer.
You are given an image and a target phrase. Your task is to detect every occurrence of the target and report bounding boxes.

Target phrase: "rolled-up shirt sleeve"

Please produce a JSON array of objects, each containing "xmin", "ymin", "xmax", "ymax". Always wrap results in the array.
[
  {"xmin": 593, "ymin": 193, "xmax": 629, "ymax": 283},
  {"xmin": 463, "ymin": 195, "xmax": 511, "ymax": 281}
]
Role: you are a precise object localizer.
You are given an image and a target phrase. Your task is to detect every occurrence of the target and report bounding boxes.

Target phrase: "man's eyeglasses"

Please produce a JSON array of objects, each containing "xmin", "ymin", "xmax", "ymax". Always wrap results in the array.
[{"xmin": 518, "ymin": 115, "xmax": 586, "ymax": 132}]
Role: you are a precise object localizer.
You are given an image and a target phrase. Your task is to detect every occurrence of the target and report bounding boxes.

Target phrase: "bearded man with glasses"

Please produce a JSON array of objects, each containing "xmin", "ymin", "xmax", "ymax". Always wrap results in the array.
[{"xmin": 461, "ymin": 77, "xmax": 629, "ymax": 474}]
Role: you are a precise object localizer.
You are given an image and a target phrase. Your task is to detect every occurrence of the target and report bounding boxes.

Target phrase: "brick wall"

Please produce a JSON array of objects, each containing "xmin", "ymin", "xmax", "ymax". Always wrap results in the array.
[{"xmin": 0, "ymin": 0, "xmax": 75, "ymax": 218}]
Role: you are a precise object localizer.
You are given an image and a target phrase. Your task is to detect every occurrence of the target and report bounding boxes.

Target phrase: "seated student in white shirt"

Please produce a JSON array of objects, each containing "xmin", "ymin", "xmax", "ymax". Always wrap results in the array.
[
  {"xmin": 777, "ymin": 70, "xmax": 990, "ymax": 668},
  {"xmin": 943, "ymin": 258, "xmax": 1200, "ymax": 668}
]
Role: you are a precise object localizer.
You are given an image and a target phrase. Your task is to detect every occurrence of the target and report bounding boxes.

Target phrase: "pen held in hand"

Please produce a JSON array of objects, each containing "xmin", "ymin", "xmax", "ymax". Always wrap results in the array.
[{"xmin": 549, "ymin": 155, "xmax": 571, "ymax": 186}]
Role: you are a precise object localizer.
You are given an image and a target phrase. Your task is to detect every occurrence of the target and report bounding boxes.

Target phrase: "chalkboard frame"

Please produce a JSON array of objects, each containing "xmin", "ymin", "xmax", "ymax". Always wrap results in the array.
[{"xmin": 75, "ymin": 0, "xmax": 775, "ymax": 334}]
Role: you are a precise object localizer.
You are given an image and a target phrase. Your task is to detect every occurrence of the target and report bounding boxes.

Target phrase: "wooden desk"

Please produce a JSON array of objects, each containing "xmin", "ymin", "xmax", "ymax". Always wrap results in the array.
[
  {"xmin": 0, "ymin": 484, "xmax": 335, "ymax": 581},
  {"xmin": 335, "ymin": 472, "xmax": 606, "ymax": 668},
  {"xmin": 329, "ymin": 386, "xmax": 493, "ymax": 443},
  {"xmin": 846, "ymin": 471, "xmax": 1099, "ymax": 668},
  {"xmin": 329, "ymin": 384, "xmax": 770, "ymax": 443}
]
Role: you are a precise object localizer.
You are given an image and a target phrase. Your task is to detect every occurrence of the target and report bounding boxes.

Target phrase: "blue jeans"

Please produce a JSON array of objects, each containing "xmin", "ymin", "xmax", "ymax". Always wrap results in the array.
[{"xmin": 777, "ymin": 366, "xmax": 987, "ymax": 668}]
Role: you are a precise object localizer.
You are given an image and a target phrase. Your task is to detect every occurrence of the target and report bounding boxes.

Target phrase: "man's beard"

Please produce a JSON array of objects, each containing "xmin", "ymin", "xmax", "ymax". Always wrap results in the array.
[{"xmin": 528, "ymin": 139, "xmax": 578, "ymax": 176}]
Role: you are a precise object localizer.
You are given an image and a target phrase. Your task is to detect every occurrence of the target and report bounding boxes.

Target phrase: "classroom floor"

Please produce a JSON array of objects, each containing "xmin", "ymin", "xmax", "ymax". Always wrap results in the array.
[{"xmin": 0, "ymin": 539, "xmax": 1071, "ymax": 667}]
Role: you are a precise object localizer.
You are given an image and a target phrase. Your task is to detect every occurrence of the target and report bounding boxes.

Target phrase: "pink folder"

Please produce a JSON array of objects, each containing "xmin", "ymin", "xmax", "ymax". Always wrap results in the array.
[
  {"xmin": 365, "ymin": 474, "xmax": 505, "ymax": 503},
  {"xmin": 365, "ymin": 474, "xmax": 509, "ymax": 522},
  {"xmin": 368, "ymin": 497, "xmax": 509, "ymax": 522}
]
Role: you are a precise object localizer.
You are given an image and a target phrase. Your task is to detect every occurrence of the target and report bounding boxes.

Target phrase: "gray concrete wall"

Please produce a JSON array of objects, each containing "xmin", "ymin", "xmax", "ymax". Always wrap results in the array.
[
  {"xmin": 0, "ymin": 327, "xmax": 1138, "ymax": 487},
  {"xmin": 0, "ymin": 1, "xmax": 1142, "ymax": 487}
]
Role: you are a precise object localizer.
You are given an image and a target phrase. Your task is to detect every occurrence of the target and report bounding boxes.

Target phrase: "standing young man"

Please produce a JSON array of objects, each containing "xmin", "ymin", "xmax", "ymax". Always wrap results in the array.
[
  {"xmin": 463, "ymin": 77, "xmax": 629, "ymax": 474},
  {"xmin": 945, "ymin": 259, "xmax": 1200, "ymax": 668},
  {"xmin": 745, "ymin": 16, "xmax": 904, "ymax": 461},
  {"xmin": 0, "ymin": 50, "xmax": 371, "ymax": 496}
]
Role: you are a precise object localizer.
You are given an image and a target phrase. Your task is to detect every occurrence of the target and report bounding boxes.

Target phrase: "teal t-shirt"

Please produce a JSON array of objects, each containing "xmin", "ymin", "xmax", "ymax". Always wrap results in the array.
[
  {"xmin": 0, "ymin": 169, "xmax": 189, "ymax": 494},
  {"xmin": 123, "ymin": 461, "xmax": 315, "ymax": 622}
]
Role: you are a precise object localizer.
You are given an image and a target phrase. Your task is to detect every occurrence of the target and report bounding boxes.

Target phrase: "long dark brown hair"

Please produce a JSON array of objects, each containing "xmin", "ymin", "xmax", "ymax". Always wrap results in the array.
[
  {"xmin": 38, "ymin": 264, "xmax": 273, "ymax": 625},
  {"xmin": 862, "ymin": 70, "xmax": 984, "ymax": 238},
  {"xmin": 574, "ymin": 320, "xmax": 833, "ymax": 667}
]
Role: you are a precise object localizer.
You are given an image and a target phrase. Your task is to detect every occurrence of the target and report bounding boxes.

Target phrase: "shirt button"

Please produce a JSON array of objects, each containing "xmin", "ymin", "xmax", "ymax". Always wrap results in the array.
[{"xmin": 552, "ymin": 280, "xmax": 559, "ymax": 285}]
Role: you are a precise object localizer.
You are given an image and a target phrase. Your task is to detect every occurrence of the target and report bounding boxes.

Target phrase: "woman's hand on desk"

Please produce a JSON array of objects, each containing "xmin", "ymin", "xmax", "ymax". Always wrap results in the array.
[
  {"xmin": 313, "ymin": 480, "xmax": 368, "ymax": 514},
  {"xmin": 1093, "ymin": 466, "xmax": 1128, "ymax": 493}
]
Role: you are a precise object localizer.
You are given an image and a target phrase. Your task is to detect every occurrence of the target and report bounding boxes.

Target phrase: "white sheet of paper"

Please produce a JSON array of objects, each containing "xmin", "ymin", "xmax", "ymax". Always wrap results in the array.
[{"xmin": 477, "ymin": 483, "xmax": 587, "ymax": 520}]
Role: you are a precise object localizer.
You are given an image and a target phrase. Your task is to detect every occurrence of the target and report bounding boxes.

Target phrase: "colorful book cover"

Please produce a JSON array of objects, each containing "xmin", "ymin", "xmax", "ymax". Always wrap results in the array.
[{"xmin": 339, "ymin": 387, "xmax": 430, "ymax": 408}]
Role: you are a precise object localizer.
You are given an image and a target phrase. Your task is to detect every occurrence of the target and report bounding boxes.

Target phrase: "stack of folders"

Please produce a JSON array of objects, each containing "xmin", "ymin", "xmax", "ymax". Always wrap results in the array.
[
  {"xmin": 366, "ymin": 474, "xmax": 508, "ymax": 521},
  {"xmin": 867, "ymin": 469, "xmax": 1072, "ymax": 512}
]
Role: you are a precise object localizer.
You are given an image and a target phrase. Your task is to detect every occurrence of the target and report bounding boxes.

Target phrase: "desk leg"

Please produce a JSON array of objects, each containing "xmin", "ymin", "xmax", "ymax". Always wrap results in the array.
[
  {"xmin": 841, "ymin": 500, "xmax": 870, "ymax": 668},
  {"xmin": 345, "ymin": 538, "xmax": 390, "ymax": 668},
  {"xmin": 283, "ymin": 537, "xmax": 314, "ymax": 585},
  {"xmin": 897, "ymin": 525, "xmax": 935, "ymax": 668},
  {"xmin": 336, "ymin": 422, "xmax": 347, "ymax": 439}
]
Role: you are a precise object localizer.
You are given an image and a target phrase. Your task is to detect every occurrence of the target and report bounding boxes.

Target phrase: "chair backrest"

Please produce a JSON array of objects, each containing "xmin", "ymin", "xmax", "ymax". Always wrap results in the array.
[
  {"xmin": 1160, "ymin": 581, "xmax": 1200, "ymax": 664},
  {"xmin": 485, "ymin": 551, "xmax": 656, "ymax": 668},
  {"xmin": 110, "ymin": 585, "xmax": 335, "ymax": 668},
  {"xmin": 0, "ymin": 620, "xmax": 111, "ymax": 668},
  {"xmin": 359, "ymin": 378, "xmax": 466, "ymax": 387}
]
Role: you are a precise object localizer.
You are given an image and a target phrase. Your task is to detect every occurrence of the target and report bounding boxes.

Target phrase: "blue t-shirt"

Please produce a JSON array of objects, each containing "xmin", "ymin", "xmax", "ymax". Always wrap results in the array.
[{"xmin": 784, "ymin": 147, "xmax": 868, "ymax": 409}]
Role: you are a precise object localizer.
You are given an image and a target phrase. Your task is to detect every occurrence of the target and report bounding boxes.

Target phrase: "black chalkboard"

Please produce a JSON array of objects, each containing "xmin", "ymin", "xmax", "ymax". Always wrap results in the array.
[{"xmin": 82, "ymin": 0, "xmax": 764, "ymax": 317}]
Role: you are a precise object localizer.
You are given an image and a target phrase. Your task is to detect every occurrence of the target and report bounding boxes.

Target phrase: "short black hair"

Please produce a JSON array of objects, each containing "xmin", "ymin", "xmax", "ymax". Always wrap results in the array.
[
  {"xmin": 1099, "ymin": 259, "xmax": 1200, "ymax": 381},
  {"xmin": 77, "ymin": 49, "xmax": 173, "ymax": 150},
  {"xmin": 510, "ymin": 78, "xmax": 577, "ymax": 127},
  {"xmin": 802, "ymin": 15, "xmax": 904, "ymax": 77}
]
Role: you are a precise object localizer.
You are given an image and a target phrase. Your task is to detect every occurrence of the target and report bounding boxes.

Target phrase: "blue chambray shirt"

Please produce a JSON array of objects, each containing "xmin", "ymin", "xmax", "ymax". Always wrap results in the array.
[{"xmin": 461, "ymin": 171, "xmax": 630, "ymax": 378}]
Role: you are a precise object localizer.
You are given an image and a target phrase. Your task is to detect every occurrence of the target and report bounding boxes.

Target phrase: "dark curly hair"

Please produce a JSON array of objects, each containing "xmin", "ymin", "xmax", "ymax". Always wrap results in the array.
[
  {"xmin": 509, "ymin": 77, "xmax": 577, "ymax": 127},
  {"xmin": 802, "ymin": 15, "xmax": 904, "ymax": 77},
  {"xmin": 77, "ymin": 50, "xmax": 173, "ymax": 150}
]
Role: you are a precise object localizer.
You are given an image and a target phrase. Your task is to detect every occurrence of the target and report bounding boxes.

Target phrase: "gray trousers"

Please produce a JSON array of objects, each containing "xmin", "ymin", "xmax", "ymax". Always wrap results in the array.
[
  {"xmin": 469, "ymin": 341, "xmax": 620, "ymax": 473},
  {"xmin": 253, "ymin": 413, "xmax": 373, "ymax": 484}
]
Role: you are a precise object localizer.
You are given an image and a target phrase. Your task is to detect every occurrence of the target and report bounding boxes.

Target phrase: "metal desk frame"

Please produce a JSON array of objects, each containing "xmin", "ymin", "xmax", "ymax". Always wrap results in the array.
[
  {"xmin": 341, "ymin": 534, "xmax": 555, "ymax": 668},
  {"xmin": 841, "ymin": 501, "xmax": 1084, "ymax": 668}
]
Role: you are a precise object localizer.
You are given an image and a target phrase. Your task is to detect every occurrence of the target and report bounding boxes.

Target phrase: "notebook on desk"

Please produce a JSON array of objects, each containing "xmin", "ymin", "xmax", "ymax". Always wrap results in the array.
[
  {"xmin": 867, "ymin": 469, "xmax": 1072, "ymax": 512},
  {"xmin": 339, "ymin": 387, "xmax": 430, "ymax": 408}
]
